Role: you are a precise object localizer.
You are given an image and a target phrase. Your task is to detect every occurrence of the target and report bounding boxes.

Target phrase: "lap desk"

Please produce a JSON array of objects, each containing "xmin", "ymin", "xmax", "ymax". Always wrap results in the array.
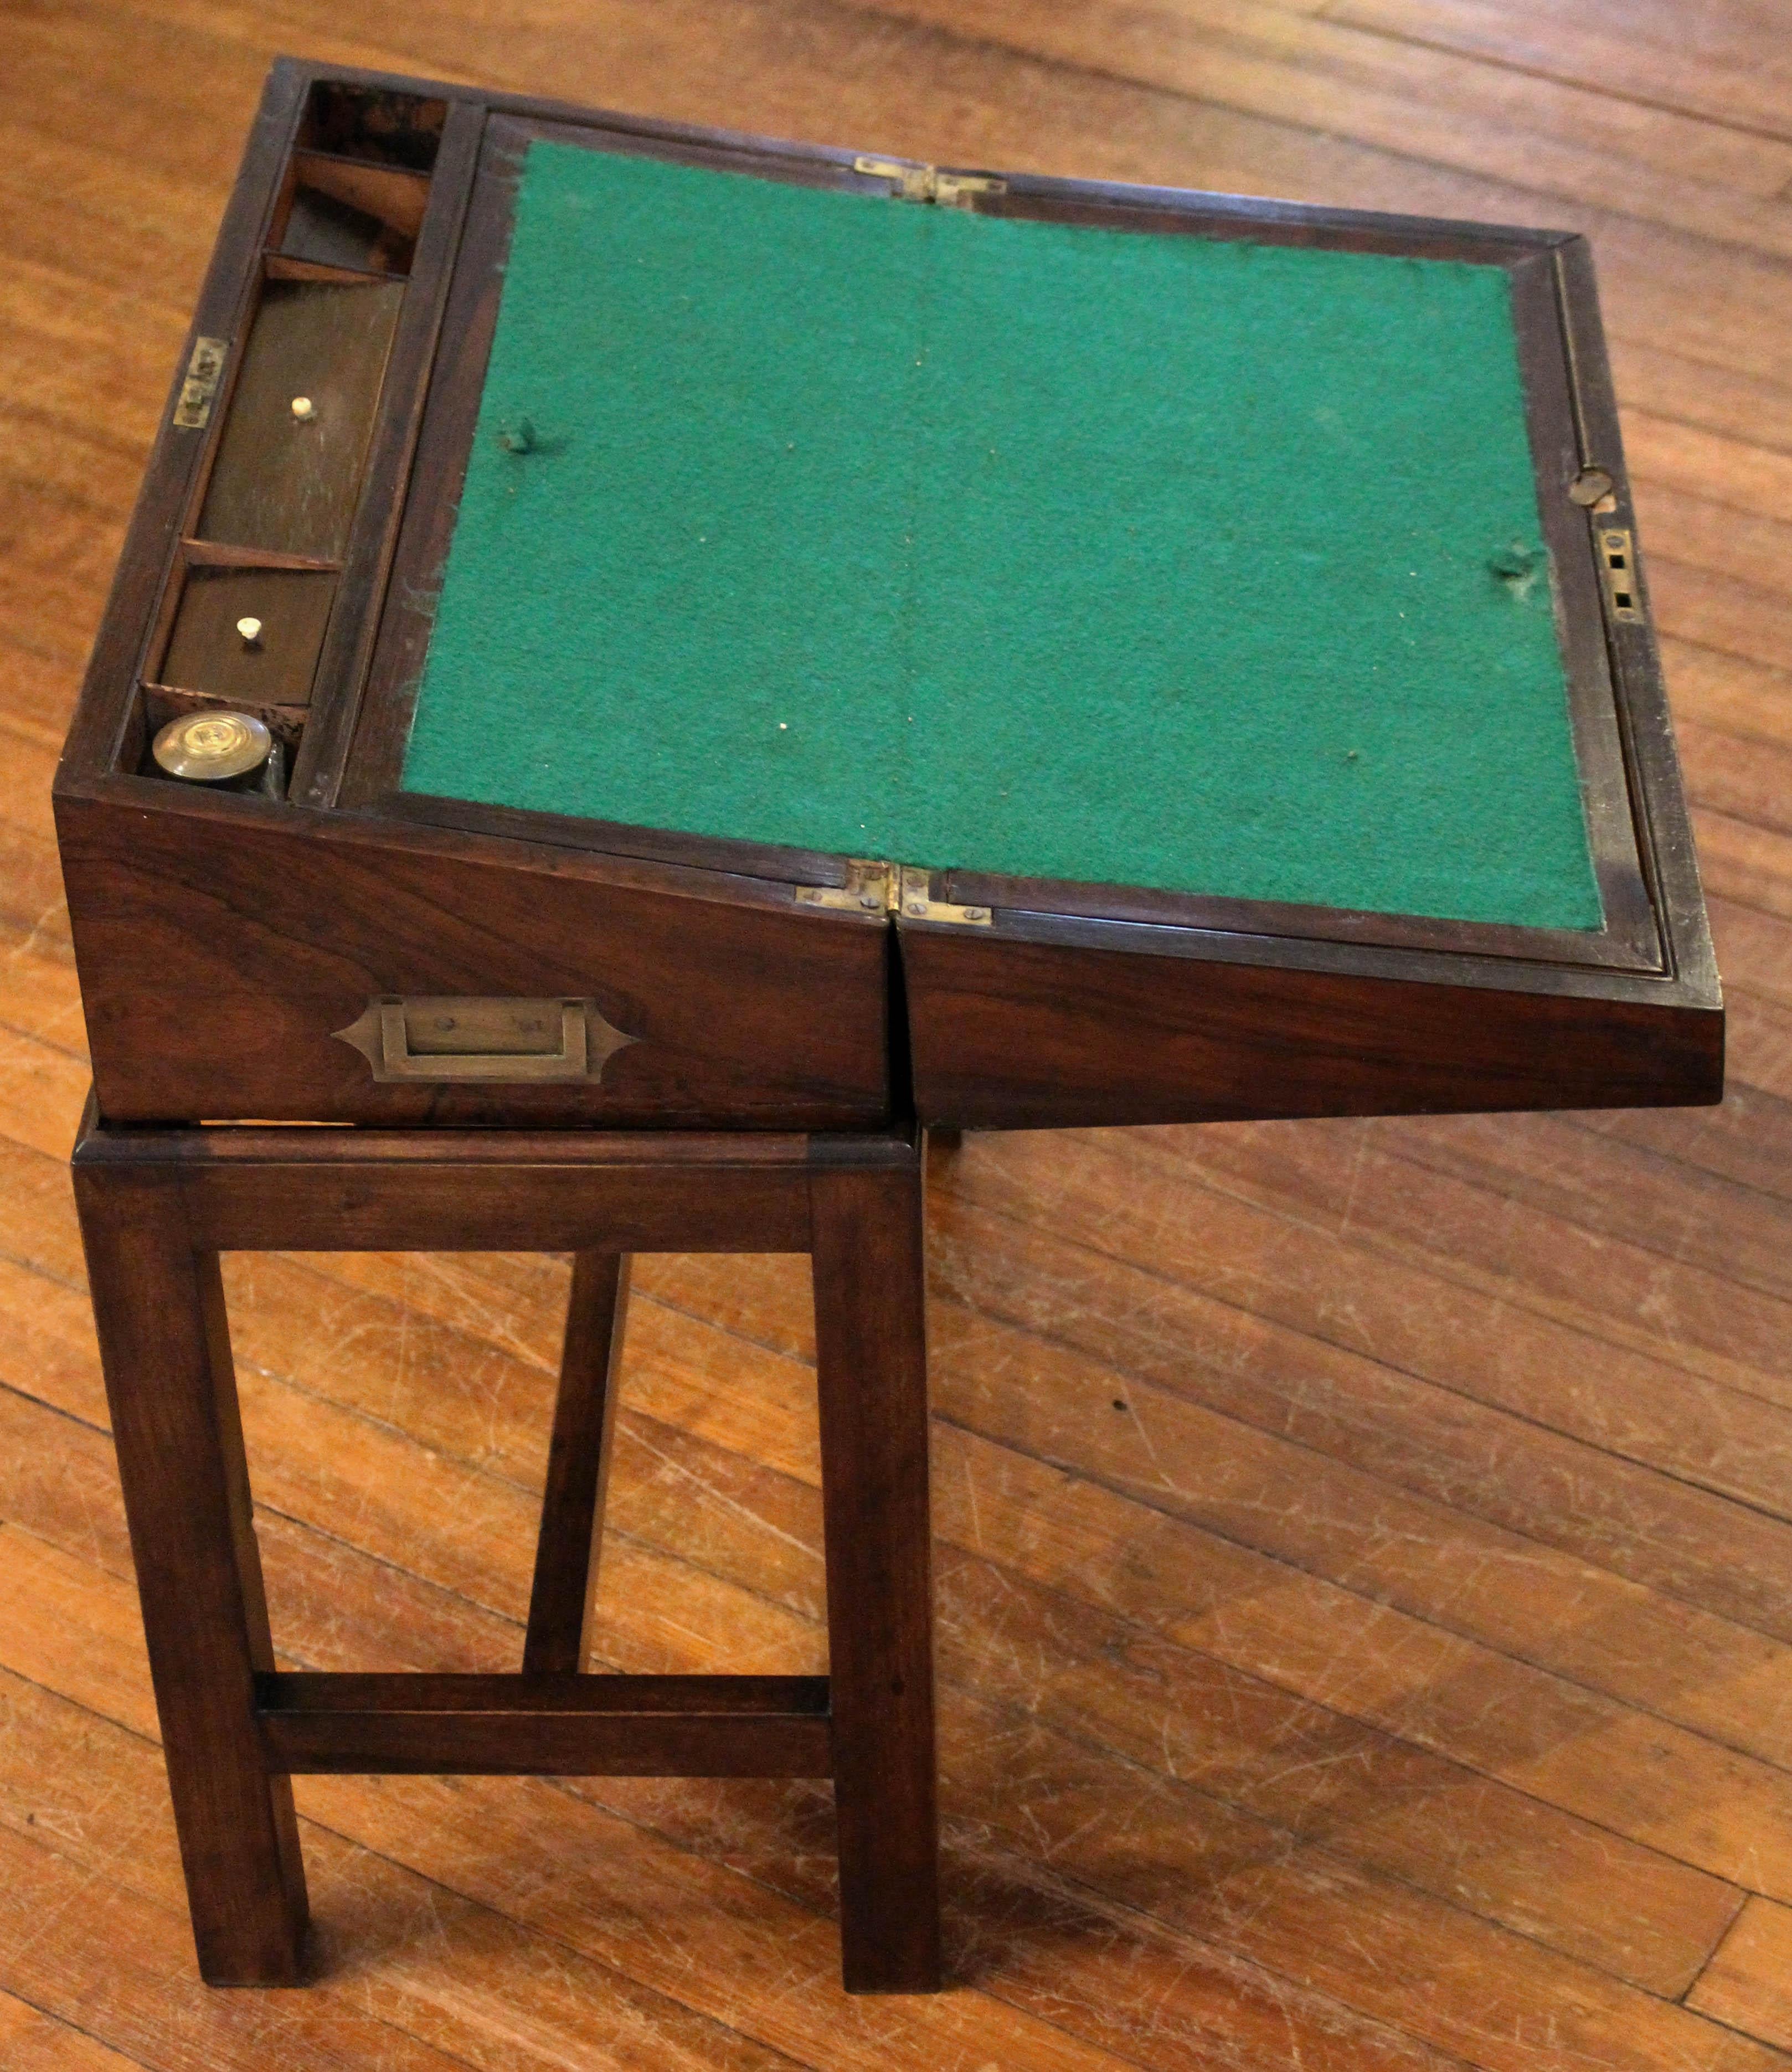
[{"xmin": 54, "ymin": 63, "xmax": 1723, "ymax": 1130}]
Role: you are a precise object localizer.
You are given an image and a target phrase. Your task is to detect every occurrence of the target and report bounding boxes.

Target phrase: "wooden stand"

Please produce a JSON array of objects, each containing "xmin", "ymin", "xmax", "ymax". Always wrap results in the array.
[{"xmin": 70, "ymin": 1106, "xmax": 941, "ymax": 1993}]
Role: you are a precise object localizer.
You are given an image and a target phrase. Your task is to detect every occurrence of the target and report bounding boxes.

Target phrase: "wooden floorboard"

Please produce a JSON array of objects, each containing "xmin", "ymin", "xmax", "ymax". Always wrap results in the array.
[
  {"xmin": 1327, "ymin": 0, "xmax": 1792, "ymax": 143},
  {"xmin": 1691, "ymin": 1900, "xmax": 1792, "ymax": 2054},
  {"xmin": 5, "ymin": 0, "xmax": 1792, "ymax": 2063}
]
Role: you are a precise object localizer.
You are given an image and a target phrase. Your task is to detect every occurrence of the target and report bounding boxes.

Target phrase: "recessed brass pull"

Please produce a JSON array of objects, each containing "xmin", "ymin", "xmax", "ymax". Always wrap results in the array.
[{"xmin": 333, "ymin": 996, "xmax": 637, "ymax": 1083}]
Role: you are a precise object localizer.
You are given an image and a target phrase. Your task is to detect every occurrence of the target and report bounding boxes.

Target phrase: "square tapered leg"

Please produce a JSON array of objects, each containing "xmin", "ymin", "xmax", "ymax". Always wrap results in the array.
[
  {"xmin": 812, "ymin": 1147, "xmax": 941, "ymax": 1992},
  {"xmin": 74, "ymin": 1163, "xmax": 310, "ymax": 1985}
]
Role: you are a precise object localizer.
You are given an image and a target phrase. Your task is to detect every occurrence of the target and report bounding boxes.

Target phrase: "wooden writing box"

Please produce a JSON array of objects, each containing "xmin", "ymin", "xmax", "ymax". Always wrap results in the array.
[{"xmin": 54, "ymin": 60, "xmax": 1723, "ymax": 1131}]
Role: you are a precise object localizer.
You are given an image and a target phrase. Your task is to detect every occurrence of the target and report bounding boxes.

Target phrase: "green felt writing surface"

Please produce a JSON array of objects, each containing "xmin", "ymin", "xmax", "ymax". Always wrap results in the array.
[{"xmin": 403, "ymin": 142, "xmax": 1602, "ymax": 930}]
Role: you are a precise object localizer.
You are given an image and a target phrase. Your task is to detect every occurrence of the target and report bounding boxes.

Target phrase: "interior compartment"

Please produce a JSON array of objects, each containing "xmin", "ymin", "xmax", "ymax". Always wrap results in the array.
[
  {"xmin": 277, "ymin": 152, "xmax": 429, "ymax": 274},
  {"xmin": 298, "ymin": 81, "xmax": 446, "ymax": 171},
  {"xmin": 197, "ymin": 274, "xmax": 404, "ymax": 560},
  {"xmin": 159, "ymin": 565, "xmax": 339, "ymax": 708}
]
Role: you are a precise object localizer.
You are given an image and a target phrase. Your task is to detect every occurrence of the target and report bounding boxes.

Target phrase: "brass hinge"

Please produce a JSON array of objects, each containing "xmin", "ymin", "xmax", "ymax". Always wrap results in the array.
[
  {"xmin": 794, "ymin": 857, "xmax": 897, "ymax": 915},
  {"xmin": 895, "ymin": 865, "xmax": 992, "ymax": 926},
  {"xmin": 172, "ymin": 336, "xmax": 228, "ymax": 430},
  {"xmin": 852, "ymin": 155, "xmax": 1007, "ymax": 209},
  {"xmin": 794, "ymin": 859, "xmax": 992, "ymax": 926}
]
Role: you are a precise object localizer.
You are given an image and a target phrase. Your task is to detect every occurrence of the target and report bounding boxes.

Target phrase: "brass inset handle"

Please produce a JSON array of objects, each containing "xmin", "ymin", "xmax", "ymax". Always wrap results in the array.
[{"xmin": 333, "ymin": 997, "xmax": 636, "ymax": 1084}]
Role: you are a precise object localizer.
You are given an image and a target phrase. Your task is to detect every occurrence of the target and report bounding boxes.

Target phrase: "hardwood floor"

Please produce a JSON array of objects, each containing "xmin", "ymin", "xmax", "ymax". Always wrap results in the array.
[{"xmin": 4, "ymin": 1, "xmax": 1792, "ymax": 2064}]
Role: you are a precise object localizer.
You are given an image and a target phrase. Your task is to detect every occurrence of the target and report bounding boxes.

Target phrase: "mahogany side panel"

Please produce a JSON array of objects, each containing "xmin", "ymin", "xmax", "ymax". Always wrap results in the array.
[
  {"xmin": 900, "ymin": 924, "xmax": 1723, "ymax": 1130},
  {"xmin": 56, "ymin": 783, "xmax": 889, "ymax": 1128}
]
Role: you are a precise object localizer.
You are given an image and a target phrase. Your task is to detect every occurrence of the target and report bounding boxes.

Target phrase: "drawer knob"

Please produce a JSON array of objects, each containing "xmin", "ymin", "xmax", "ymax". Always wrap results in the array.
[{"xmin": 333, "ymin": 996, "xmax": 636, "ymax": 1084}]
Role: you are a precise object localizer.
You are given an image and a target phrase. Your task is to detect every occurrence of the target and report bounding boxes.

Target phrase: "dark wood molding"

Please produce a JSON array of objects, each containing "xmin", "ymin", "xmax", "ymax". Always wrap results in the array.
[
  {"xmin": 289, "ymin": 96, "xmax": 485, "ymax": 806},
  {"xmin": 58, "ymin": 64, "xmax": 309, "ymax": 781},
  {"xmin": 258, "ymin": 1672, "xmax": 833, "ymax": 1775}
]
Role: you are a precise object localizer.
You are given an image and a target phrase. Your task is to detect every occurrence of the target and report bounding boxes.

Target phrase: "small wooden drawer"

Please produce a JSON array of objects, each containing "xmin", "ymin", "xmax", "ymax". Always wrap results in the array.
[
  {"xmin": 196, "ymin": 275, "xmax": 403, "ymax": 561},
  {"xmin": 160, "ymin": 565, "xmax": 338, "ymax": 707}
]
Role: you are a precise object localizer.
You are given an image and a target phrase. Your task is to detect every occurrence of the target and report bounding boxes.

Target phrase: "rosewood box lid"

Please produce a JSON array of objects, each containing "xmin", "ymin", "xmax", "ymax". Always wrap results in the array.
[{"xmin": 53, "ymin": 61, "xmax": 1722, "ymax": 1131}]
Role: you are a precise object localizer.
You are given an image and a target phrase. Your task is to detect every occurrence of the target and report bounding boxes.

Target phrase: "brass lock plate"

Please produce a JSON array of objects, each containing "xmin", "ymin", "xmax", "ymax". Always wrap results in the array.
[{"xmin": 333, "ymin": 996, "xmax": 637, "ymax": 1083}]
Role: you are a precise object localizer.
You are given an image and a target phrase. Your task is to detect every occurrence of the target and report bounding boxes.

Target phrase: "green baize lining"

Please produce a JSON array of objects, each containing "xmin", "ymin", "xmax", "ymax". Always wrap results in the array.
[{"xmin": 403, "ymin": 142, "xmax": 1602, "ymax": 930}]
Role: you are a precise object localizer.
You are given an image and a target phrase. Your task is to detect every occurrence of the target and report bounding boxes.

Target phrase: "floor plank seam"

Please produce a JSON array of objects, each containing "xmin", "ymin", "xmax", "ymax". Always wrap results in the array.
[
  {"xmin": 0, "ymin": 1552, "xmax": 1743, "ymax": 2055},
  {"xmin": 285, "ymin": 1230, "xmax": 1792, "ymax": 1776},
  {"xmin": 1113, "ymin": 1112, "xmax": 1791, "ymax": 1348},
  {"xmin": 236, "ymin": 1240, "xmax": 1792, "ymax": 1724},
  {"xmin": 924, "ymin": 1395, "xmax": 1792, "ymax": 1789},
  {"xmin": 1676, "ymin": 1892, "xmax": 1753, "ymax": 2007},
  {"xmin": 0, "ymin": 1983, "xmax": 162, "ymax": 2072},
  {"xmin": 1314, "ymin": 16, "xmax": 1792, "ymax": 152},
  {"xmin": 1371, "ymin": 1125, "xmax": 1792, "ymax": 1327},
  {"xmin": 11, "ymin": 1340, "xmax": 1769, "ymax": 2008},
  {"xmin": 1635, "ymin": 466, "xmax": 1792, "ymax": 528},
  {"xmin": 964, "ymin": 1163, "xmax": 1792, "ymax": 1530},
  {"xmin": 227, "ymin": 1321, "xmax": 1792, "ymax": 1853},
  {"xmin": 1614, "ymin": 376, "xmax": 1792, "ymax": 457},
  {"xmin": 928, "ymin": 1213, "xmax": 1792, "ymax": 1631}
]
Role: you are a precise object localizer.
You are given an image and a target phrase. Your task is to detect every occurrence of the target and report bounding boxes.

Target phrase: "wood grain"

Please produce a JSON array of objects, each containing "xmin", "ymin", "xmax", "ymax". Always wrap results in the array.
[
  {"xmin": 5, "ymin": 0, "xmax": 1792, "ymax": 2064},
  {"xmin": 55, "ymin": 784, "xmax": 892, "ymax": 1128}
]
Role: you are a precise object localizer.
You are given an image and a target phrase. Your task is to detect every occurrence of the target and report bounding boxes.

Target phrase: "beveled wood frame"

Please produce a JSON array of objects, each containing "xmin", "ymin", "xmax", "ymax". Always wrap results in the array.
[{"xmin": 340, "ymin": 104, "xmax": 1665, "ymax": 976}]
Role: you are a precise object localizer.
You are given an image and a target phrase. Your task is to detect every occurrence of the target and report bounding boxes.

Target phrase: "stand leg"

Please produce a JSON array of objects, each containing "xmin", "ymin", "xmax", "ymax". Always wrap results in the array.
[
  {"xmin": 73, "ymin": 1166, "xmax": 308, "ymax": 1984},
  {"xmin": 811, "ymin": 1151, "xmax": 941, "ymax": 1992},
  {"xmin": 524, "ymin": 1252, "xmax": 631, "ymax": 1673}
]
